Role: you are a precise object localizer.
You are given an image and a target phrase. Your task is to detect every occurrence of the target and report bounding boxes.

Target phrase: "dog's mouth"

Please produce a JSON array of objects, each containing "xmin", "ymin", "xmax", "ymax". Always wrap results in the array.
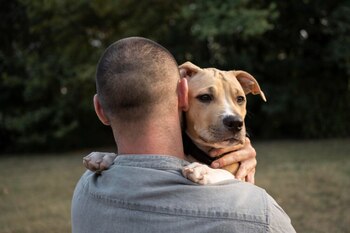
[
  {"xmin": 199, "ymin": 135, "xmax": 236, "ymax": 143},
  {"xmin": 186, "ymin": 123, "xmax": 246, "ymax": 152},
  {"xmin": 198, "ymin": 135, "xmax": 243, "ymax": 148}
]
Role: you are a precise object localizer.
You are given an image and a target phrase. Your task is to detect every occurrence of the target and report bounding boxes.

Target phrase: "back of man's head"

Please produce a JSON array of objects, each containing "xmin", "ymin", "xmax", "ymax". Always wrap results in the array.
[{"xmin": 96, "ymin": 37, "xmax": 180, "ymax": 122}]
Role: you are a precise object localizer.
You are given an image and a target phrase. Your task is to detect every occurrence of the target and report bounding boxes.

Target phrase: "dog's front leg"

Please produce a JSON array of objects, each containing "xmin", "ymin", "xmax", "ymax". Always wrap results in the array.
[{"xmin": 182, "ymin": 162, "xmax": 235, "ymax": 185}]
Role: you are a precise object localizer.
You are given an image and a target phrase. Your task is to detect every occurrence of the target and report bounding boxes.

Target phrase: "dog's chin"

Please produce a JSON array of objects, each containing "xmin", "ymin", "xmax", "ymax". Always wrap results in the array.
[{"xmin": 197, "ymin": 135, "xmax": 244, "ymax": 149}]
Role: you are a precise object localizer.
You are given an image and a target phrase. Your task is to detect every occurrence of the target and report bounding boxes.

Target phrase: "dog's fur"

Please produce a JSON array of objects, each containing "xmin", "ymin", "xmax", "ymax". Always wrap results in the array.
[
  {"xmin": 84, "ymin": 61, "xmax": 266, "ymax": 184},
  {"xmin": 179, "ymin": 62, "xmax": 266, "ymax": 184}
]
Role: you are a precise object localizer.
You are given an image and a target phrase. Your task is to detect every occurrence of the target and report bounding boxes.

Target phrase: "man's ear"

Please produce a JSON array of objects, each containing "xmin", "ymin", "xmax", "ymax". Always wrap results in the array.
[
  {"xmin": 178, "ymin": 77, "xmax": 189, "ymax": 111},
  {"xmin": 232, "ymin": 70, "xmax": 267, "ymax": 102},
  {"xmin": 93, "ymin": 94, "xmax": 111, "ymax": 125},
  {"xmin": 179, "ymin": 61, "xmax": 201, "ymax": 79}
]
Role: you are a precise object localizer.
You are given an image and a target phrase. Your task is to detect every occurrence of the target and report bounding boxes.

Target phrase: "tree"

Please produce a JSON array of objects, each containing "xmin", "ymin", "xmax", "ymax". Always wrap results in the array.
[{"xmin": 1, "ymin": 0, "xmax": 349, "ymax": 153}]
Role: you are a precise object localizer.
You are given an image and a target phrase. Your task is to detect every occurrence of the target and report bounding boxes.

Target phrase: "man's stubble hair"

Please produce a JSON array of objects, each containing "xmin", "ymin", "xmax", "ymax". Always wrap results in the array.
[{"xmin": 96, "ymin": 37, "xmax": 180, "ymax": 122}]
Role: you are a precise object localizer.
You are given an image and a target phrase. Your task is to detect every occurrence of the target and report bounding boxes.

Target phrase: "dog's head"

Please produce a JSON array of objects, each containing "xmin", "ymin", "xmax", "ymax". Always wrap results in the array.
[{"xmin": 179, "ymin": 62, "xmax": 266, "ymax": 152}]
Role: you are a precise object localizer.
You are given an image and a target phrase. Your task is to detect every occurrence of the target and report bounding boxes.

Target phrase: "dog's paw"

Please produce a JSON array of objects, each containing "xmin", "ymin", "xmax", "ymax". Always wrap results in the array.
[
  {"xmin": 182, "ymin": 162, "xmax": 211, "ymax": 185},
  {"xmin": 182, "ymin": 162, "xmax": 236, "ymax": 185},
  {"xmin": 83, "ymin": 152, "xmax": 116, "ymax": 173}
]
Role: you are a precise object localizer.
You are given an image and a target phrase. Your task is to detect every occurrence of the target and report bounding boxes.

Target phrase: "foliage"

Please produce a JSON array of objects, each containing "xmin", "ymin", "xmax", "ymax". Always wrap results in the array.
[
  {"xmin": 256, "ymin": 0, "xmax": 350, "ymax": 138},
  {"xmin": 0, "ymin": 0, "xmax": 349, "ymax": 152}
]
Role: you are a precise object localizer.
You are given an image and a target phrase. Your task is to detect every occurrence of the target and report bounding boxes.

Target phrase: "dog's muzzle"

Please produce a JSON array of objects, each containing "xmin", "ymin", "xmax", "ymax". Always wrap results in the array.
[{"xmin": 223, "ymin": 115, "xmax": 243, "ymax": 133}]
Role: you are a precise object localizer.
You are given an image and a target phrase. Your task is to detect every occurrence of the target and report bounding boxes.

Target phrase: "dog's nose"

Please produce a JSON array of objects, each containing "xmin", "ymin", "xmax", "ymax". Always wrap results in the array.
[{"xmin": 223, "ymin": 115, "xmax": 243, "ymax": 132}]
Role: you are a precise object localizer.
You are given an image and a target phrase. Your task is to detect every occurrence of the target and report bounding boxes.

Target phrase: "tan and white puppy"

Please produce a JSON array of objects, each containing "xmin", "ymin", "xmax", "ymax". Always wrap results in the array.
[
  {"xmin": 84, "ymin": 62, "xmax": 266, "ymax": 185},
  {"xmin": 179, "ymin": 62, "xmax": 266, "ymax": 184}
]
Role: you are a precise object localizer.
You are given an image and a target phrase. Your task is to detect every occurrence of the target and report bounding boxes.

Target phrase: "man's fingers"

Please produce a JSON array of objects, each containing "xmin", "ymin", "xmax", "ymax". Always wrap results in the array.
[
  {"xmin": 211, "ymin": 148, "xmax": 255, "ymax": 168},
  {"xmin": 210, "ymin": 137, "xmax": 256, "ymax": 168},
  {"xmin": 209, "ymin": 136, "xmax": 257, "ymax": 184},
  {"xmin": 245, "ymin": 169, "xmax": 256, "ymax": 184},
  {"xmin": 211, "ymin": 152, "xmax": 239, "ymax": 168},
  {"xmin": 209, "ymin": 144, "xmax": 243, "ymax": 157},
  {"xmin": 235, "ymin": 158, "xmax": 257, "ymax": 182}
]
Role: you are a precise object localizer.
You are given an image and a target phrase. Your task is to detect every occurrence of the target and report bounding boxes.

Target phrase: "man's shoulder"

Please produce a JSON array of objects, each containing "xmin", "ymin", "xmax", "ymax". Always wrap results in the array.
[
  {"xmin": 73, "ymin": 155, "xmax": 295, "ymax": 232},
  {"xmin": 209, "ymin": 180, "xmax": 270, "ymax": 210},
  {"xmin": 73, "ymin": 169, "xmax": 94, "ymax": 194}
]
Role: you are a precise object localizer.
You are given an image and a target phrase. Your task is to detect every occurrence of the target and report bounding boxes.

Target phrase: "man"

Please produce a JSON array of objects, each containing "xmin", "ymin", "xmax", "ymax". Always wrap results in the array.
[{"xmin": 72, "ymin": 37, "xmax": 296, "ymax": 232}]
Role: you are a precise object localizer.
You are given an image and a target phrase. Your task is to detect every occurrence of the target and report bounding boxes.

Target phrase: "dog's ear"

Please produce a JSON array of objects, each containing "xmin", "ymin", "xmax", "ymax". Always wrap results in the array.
[
  {"xmin": 179, "ymin": 62, "xmax": 201, "ymax": 79},
  {"xmin": 233, "ymin": 70, "xmax": 267, "ymax": 102}
]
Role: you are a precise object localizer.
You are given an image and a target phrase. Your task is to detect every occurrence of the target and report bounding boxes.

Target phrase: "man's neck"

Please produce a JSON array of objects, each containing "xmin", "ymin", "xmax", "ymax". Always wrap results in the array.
[{"xmin": 112, "ymin": 120, "xmax": 186, "ymax": 160}]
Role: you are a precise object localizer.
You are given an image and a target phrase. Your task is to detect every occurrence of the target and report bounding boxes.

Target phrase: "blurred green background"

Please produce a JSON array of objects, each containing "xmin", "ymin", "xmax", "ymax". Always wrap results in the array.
[
  {"xmin": 1, "ymin": 1, "xmax": 350, "ymax": 232},
  {"xmin": 1, "ymin": 0, "xmax": 349, "ymax": 152}
]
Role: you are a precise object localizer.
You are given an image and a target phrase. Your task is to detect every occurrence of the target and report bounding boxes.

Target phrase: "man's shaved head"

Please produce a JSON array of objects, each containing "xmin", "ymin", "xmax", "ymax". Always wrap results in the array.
[{"xmin": 96, "ymin": 37, "xmax": 180, "ymax": 122}]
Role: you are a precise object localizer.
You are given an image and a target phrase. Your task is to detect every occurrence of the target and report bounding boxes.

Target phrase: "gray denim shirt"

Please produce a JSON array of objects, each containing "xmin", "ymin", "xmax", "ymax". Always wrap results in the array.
[{"xmin": 72, "ymin": 154, "xmax": 296, "ymax": 233}]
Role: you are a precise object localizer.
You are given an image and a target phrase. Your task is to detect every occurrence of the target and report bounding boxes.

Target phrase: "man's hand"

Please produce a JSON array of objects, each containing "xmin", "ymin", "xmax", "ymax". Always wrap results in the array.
[{"xmin": 209, "ymin": 137, "xmax": 257, "ymax": 184}]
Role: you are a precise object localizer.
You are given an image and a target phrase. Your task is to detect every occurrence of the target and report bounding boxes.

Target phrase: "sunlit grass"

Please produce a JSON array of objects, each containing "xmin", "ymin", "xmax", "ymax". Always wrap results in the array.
[
  {"xmin": 255, "ymin": 139, "xmax": 350, "ymax": 233},
  {"xmin": 0, "ymin": 153, "xmax": 85, "ymax": 233},
  {"xmin": 1, "ymin": 139, "xmax": 349, "ymax": 233}
]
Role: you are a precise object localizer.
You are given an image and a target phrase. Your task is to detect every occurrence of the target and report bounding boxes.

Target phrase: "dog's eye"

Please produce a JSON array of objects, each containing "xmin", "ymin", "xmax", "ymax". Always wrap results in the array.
[
  {"xmin": 237, "ymin": 96, "xmax": 245, "ymax": 104},
  {"xmin": 197, "ymin": 94, "xmax": 213, "ymax": 103}
]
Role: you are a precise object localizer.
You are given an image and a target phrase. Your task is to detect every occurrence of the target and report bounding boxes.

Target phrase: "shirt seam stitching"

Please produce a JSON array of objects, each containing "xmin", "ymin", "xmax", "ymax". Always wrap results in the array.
[{"xmin": 89, "ymin": 191, "xmax": 268, "ymax": 226}]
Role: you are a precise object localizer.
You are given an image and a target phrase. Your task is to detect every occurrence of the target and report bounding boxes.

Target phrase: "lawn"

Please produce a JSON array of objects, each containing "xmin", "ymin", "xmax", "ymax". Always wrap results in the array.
[{"xmin": 1, "ymin": 139, "xmax": 349, "ymax": 233}]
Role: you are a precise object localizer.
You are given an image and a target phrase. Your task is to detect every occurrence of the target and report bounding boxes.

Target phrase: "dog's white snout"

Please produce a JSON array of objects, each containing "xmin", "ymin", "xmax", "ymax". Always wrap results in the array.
[{"xmin": 223, "ymin": 115, "xmax": 243, "ymax": 132}]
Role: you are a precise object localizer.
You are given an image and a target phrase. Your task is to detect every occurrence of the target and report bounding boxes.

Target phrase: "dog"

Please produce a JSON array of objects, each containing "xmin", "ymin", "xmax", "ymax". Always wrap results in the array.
[{"xmin": 83, "ymin": 62, "xmax": 266, "ymax": 185}]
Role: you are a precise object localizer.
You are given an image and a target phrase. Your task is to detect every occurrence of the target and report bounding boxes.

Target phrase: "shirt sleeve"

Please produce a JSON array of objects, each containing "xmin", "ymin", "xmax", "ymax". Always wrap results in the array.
[{"xmin": 267, "ymin": 194, "xmax": 297, "ymax": 233}]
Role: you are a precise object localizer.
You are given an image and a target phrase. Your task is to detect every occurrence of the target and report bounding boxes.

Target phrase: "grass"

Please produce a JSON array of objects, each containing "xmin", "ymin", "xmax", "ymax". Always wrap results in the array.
[
  {"xmin": 255, "ymin": 139, "xmax": 350, "ymax": 233},
  {"xmin": 0, "ymin": 152, "xmax": 85, "ymax": 233},
  {"xmin": 0, "ymin": 139, "xmax": 349, "ymax": 233}
]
